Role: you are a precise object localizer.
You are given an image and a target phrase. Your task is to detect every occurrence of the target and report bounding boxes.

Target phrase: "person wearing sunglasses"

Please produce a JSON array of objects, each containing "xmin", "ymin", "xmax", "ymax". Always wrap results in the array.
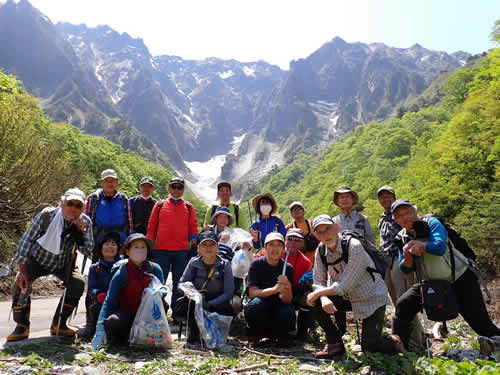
[
  {"xmin": 286, "ymin": 201, "xmax": 319, "ymax": 264},
  {"xmin": 146, "ymin": 176, "xmax": 198, "ymax": 321},
  {"xmin": 85, "ymin": 169, "xmax": 133, "ymax": 262},
  {"xmin": 7, "ymin": 188, "xmax": 94, "ymax": 341}
]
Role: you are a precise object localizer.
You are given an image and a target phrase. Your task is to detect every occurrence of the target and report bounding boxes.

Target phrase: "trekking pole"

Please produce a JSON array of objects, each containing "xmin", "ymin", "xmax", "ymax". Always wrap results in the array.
[
  {"xmin": 56, "ymin": 242, "xmax": 77, "ymax": 337},
  {"xmin": 414, "ymin": 256, "xmax": 432, "ymax": 359},
  {"xmin": 279, "ymin": 251, "xmax": 289, "ymax": 300}
]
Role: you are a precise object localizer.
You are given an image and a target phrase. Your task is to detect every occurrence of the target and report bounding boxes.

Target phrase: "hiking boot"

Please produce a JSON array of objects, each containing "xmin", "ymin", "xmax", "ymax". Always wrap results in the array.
[
  {"xmin": 77, "ymin": 325, "xmax": 96, "ymax": 340},
  {"xmin": 6, "ymin": 323, "xmax": 29, "ymax": 342},
  {"xmin": 313, "ymin": 343, "xmax": 346, "ymax": 359},
  {"xmin": 50, "ymin": 321, "xmax": 77, "ymax": 337},
  {"xmin": 247, "ymin": 329, "xmax": 266, "ymax": 345},
  {"xmin": 478, "ymin": 336, "xmax": 500, "ymax": 356}
]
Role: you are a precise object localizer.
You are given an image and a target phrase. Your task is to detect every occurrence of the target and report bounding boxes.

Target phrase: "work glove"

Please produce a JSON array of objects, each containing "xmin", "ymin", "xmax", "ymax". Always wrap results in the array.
[
  {"xmin": 96, "ymin": 292, "xmax": 107, "ymax": 304},
  {"xmin": 91, "ymin": 323, "xmax": 107, "ymax": 350}
]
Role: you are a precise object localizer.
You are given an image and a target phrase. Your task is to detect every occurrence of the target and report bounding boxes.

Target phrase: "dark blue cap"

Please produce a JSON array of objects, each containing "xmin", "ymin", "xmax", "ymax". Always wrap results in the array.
[{"xmin": 391, "ymin": 199, "xmax": 414, "ymax": 214}]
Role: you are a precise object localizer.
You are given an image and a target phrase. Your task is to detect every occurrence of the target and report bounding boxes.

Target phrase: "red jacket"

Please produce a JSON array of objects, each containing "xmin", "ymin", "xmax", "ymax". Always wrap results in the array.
[{"xmin": 147, "ymin": 198, "xmax": 198, "ymax": 251}]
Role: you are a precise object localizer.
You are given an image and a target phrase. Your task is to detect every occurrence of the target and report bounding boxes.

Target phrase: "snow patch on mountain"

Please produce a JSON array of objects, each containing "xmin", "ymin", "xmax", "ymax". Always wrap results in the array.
[
  {"xmin": 242, "ymin": 66, "xmax": 256, "ymax": 77},
  {"xmin": 219, "ymin": 70, "xmax": 234, "ymax": 79},
  {"xmin": 185, "ymin": 155, "xmax": 226, "ymax": 204}
]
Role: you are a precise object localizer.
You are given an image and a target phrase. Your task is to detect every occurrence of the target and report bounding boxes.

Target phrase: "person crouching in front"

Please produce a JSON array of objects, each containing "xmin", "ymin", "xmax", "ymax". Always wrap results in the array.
[{"xmin": 91, "ymin": 233, "xmax": 164, "ymax": 349}]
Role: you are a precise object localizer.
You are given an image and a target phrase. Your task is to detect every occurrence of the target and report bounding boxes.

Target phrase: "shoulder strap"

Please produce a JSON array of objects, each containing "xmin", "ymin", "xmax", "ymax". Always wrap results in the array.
[
  {"xmin": 154, "ymin": 200, "xmax": 165, "ymax": 240},
  {"xmin": 211, "ymin": 205, "xmax": 217, "ymax": 217},
  {"xmin": 305, "ymin": 219, "xmax": 312, "ymax": 234},
  {"xmin": 40, "ymin": 209, "xmax": 54, "ymax": 233},
  {"xmin": 234, "ymin": 203, "xmax": 239, "ymax": 226},
  {"xmin": 200, "ymin": 264, "xmax": 217, "ymax": 291}
]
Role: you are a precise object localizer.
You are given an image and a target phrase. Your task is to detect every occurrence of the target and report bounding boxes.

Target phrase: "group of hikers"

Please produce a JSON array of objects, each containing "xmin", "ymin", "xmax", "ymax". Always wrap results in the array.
[{"xmin": 7, "ymin": 169, "xmax": 499, "ymax": 359}]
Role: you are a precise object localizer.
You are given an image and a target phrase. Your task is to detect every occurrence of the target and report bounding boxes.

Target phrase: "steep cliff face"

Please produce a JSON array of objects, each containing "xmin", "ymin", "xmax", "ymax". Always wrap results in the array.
[{"xmin": 0, "ymin": 0, "xmax": 470, "ymax": 201}]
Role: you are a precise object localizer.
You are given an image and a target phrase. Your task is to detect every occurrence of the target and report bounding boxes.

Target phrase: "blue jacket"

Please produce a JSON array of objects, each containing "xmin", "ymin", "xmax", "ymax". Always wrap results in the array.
[
  {"xmin": 397, "ymin": 217, "xmax": 447, "ymax": 273},
  {"xmin": 97, "ymin": 259, "xmax": 164, "ymax": 324},
  {"xmin": 88, "ymin": 258, "xmax": 118, "ymax": 297},
  {"xmin": 250, "ymin": 216, "xmax": 286, "ymax": 249}
]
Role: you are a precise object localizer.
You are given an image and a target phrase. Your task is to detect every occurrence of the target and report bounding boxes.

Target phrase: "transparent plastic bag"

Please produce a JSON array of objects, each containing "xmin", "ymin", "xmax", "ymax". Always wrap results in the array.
[
  {"xmin": 231, "ymin": 248, "xmax": 253, "ymax": 278},
  {"xmin": 178, "ymin": 282, "xmax": 233, "ymax": 349},
  {"xmin": 129, "ymin": 274, "xmax": 172, "ymax": 349},
  {"xmin": 227, "ymin": 228, "xmax": 253, "ymax": 251}
]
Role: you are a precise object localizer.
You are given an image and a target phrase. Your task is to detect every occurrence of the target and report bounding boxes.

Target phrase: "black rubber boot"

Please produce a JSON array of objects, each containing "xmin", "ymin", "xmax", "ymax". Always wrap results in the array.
[
  {"xmin": 51, "ymin": 297, "xmax": 79, "ymax": 336},
  {"xmin": 78, "ymin": 300, "xmax": 98, "ymax": 340},
  {"xmin": 7, "ymin": 303, "xmax": 31, "ymax": 342}
]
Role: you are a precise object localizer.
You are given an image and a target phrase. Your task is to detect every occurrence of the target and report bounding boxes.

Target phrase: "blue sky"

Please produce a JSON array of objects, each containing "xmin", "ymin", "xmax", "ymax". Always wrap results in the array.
[{"xmin": 29, "ymin": 0, "xmax": 499, "ymax": 70}]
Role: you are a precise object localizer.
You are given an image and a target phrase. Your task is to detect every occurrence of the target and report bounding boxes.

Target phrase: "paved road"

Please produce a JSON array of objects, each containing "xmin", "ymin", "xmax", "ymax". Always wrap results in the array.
[
  {"xmin": 0, "ymin": 295, "xmax": 86, "ymax": 340},
  {"xmin": 0, "ymin": 271, "xmax": 175, "ymax": 345}
]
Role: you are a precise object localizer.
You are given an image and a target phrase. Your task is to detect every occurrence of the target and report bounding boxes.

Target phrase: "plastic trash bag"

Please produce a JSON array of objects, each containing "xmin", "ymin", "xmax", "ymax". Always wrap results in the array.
[
  {"xmin": 129, "ymin": 274, "xmax": 172, "ymax": 349},
  {"xmin": 227, "ymin": 228, "xmax": 253, "ymax": 250},
  {"xmin": 231, "ymin": 248, "xmax": 254, "ymax": 278},
  {"xmin": 178, "ymin": 282, "xmax": 233, "ymax": 349}
]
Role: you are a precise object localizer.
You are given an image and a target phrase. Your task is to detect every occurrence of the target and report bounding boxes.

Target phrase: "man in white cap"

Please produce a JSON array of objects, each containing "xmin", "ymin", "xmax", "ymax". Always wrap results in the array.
[
  {"xmin": 86, "ymin": 169, "xmax": 132, "ymax": 261},
  {"xmin": 7, "ymin": 188, "xmax": 94, "ymax": 341},
  {"xmin": 245, "ymin": 232, "xmax": 295, "ymax": 344},
  {"xmin": 307, "ymin": 214, "xmax": 403, "ymax": 358}
]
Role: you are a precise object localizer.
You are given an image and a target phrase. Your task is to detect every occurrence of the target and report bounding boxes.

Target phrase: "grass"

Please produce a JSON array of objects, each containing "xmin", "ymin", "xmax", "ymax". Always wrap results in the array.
[{"xmin": 0, "ymin": 318, "xmax": 499, "ymax": 374}]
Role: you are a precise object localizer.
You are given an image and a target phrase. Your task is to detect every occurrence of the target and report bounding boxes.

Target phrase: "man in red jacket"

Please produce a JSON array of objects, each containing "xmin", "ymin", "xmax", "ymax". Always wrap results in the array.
[{"xmin": 147, "ymin": 177, "xmax": 198, "ymax": 320}]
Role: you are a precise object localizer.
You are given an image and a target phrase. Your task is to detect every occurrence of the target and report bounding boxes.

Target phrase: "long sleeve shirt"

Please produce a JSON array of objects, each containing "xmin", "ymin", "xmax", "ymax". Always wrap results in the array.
[
  {"xmin": 249, "ymin": 216, "xmax": 287, "ymax": 249},
  {"xmin": 333, "ymin": 211, "xmax": 375, "ymax": 245},
  {"xmin": 378, "ymin": 211, "xmax": 402, "ymax": 254},
  {"xmin": 397, "ymin": 218, "xmax": 467, "ymax": 281},
  {"xmin": 14, "ymin": 208, "xmax": 94, "ymax": 273},
  {"xmin": 313, "ymin": 236, "xmax": 389, "ymax": 320},
  {"xmin": 180, "ymin": 255, "xmax": 234, "ymax": 306},
  {"xmin": 147, "ymin": 198, "xmax": 198, "ymax": 250}
]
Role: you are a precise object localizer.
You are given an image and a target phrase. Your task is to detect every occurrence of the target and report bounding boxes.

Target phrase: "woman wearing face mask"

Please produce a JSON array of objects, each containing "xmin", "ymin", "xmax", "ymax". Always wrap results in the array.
[
  {"xmin": 249, "ymin": 193, "xmax": 286, "ymax": 250},
  {"xmin": 91, "ymin": 233, "xmax": 164, "ymax": 349}
]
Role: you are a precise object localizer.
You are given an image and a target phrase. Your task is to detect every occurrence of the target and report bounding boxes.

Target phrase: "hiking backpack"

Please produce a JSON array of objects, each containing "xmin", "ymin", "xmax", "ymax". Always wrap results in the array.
[
  {"xmin": 318, "ymin": 230, "xmax": 391, "ymax": 281},
  {"xmin": 421, "ymin": 213, "xmax": 476, "ymax": 261}
]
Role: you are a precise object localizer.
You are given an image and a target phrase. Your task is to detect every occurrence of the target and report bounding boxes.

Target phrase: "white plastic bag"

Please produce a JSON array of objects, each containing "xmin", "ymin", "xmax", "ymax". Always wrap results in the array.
[
  {"xmin": 231, "ymin": 248, "xmax": 253, "ymax": 278},
  {"xmin": 227, "ymin": 228, "xmax": 253, "ymax": 250},
  {"xmin": 129, "ymin": 274, "xmax": 172, "ymax": 349},
  {"xmin": 178, "ymin": 282, "xmax": 233, "ymax": 349}
]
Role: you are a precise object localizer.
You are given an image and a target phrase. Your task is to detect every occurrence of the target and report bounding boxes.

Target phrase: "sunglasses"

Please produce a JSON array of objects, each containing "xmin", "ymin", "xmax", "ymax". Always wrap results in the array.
[
  {"xmin": 315, "ymin": 226, "xmax": 335, "ymax": 237},
  {"xmin": 290, "ymin": 206, "xmax": 303, "ymax": 212},
  {"xmin": 286, "ymin": 237, "xmax": 303, "ymax": 242},
  {"xmin": 170, "ymin": 184, "xmax": 184, "ymax": 190},
  {"xmin": 66, "ymin": 201, "xmax": 83, "ymax": 209}
]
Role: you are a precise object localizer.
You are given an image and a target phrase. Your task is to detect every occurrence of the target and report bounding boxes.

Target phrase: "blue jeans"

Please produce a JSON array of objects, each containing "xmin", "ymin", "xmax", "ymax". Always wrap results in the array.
[
  {"xmin": 245, "ymin": 297, "xmax": 296, "ymax": 332},
  {"xmin": 152, "ymin": 250, "xmax": 189, "ymax": 315}
]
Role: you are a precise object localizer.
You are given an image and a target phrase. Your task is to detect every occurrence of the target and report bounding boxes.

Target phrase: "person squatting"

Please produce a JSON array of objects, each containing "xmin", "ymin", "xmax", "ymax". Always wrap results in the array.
[{"xmin": 7, "ymin": 173, "xmax": 499, "ymax": 360}]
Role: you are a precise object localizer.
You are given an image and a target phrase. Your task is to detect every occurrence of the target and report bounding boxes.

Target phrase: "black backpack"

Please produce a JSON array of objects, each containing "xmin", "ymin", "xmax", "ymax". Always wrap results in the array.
[
  {"xmin": 421, "ymin": 213, "xmax": 476, "ymax": 261},
  {"xmin": 293, "ymin": 220, "xmax": 320, "ymax": 252},
  {"xmin": 318, "ymin": 230, "xmax": 391, "ymax": 282},
  {"xmin": 210, "ymin": 204, "xmax": 239, "ymax": 227}
]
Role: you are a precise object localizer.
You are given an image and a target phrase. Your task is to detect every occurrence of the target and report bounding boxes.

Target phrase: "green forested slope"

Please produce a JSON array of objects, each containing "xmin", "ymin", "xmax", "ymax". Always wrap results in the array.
[
  {"xmin": 0, "ymin": 72, "xmax": 206, "ymax": 261},
  {"xmin": 258, "ymin": 44, "xmax": 500, "ymax": 270}
]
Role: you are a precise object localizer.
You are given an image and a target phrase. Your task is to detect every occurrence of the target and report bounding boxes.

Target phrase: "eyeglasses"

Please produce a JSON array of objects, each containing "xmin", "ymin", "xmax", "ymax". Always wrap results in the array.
[
  {"xmin": 315, "ymin": 226, "xmax": 335, "ymax": 237},
  {"xmin": 290, "ymin": 206, "xmax": 303, "ymax": 212},
  {"xmin": 286, "ymin": 237, "xmax": 303, "ymax": 242},
  {"xmin": 66, "ymin": 201, "xmax": 83, "ymax": 209},
  {"xmin": 170, "ymin": 184, "xmax": 184, "ymax": 190}
]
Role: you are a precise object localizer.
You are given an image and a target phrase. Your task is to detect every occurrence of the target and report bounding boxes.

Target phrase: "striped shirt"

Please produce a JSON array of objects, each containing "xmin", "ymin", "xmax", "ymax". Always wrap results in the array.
[
  {"xmin": 313, "ymin": 236, "xmax": 389, "ymax": 320},
  {"xmin": 13, "ymin": 208, "xmax": 94, "ymax": 273}
]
